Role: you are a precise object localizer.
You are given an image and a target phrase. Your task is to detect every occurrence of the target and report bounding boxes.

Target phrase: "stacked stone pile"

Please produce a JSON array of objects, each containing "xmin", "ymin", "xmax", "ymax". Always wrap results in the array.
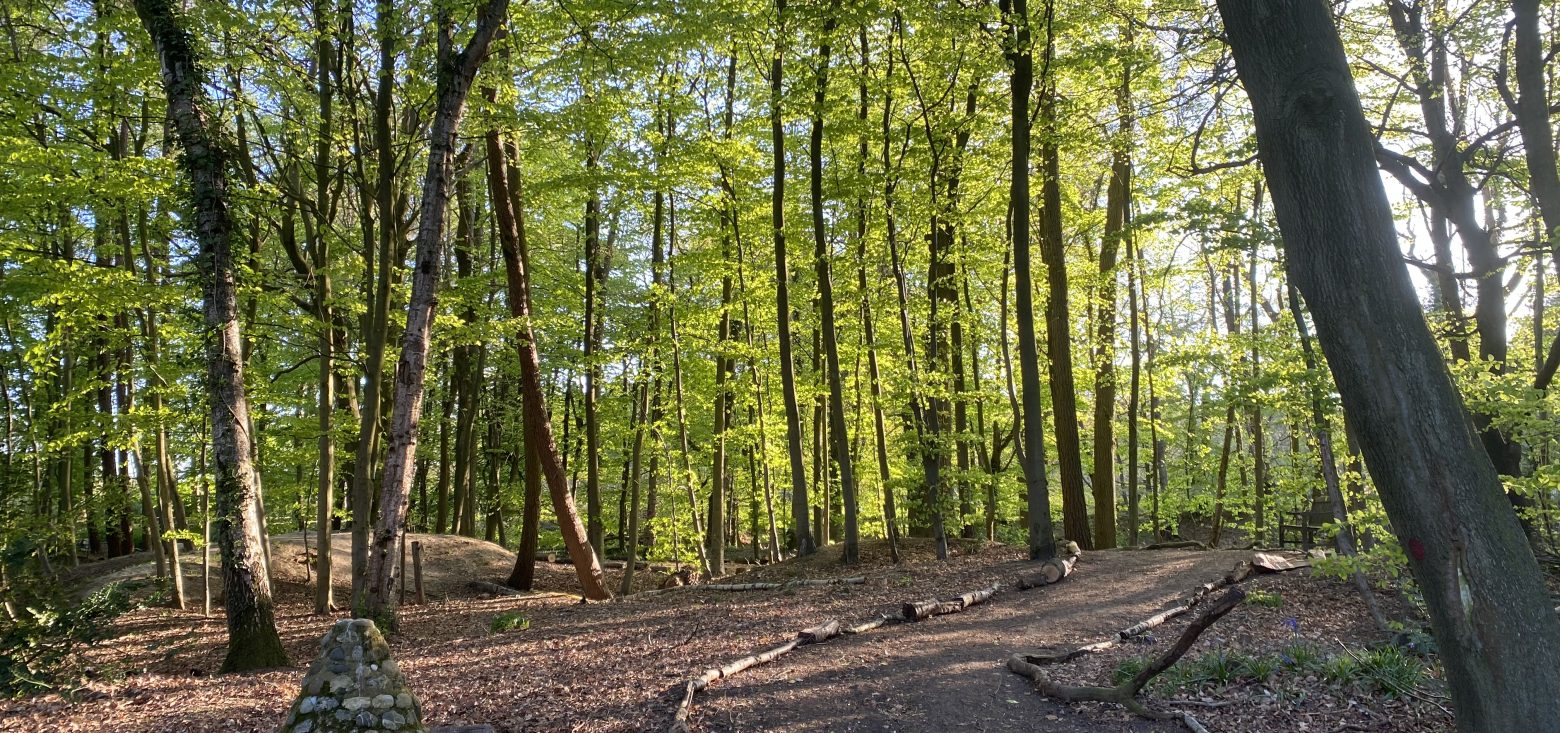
[{"xmin": 278, "ymin": 619, "xmax": 426, "ymax": 733}]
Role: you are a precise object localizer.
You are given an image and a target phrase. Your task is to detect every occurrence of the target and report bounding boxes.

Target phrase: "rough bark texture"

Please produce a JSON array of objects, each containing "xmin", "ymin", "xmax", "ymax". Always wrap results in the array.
[
  {"xmin": 132, "ymin": 0, "xmax": 287, "ymax": 670},
  {"xmin": 1218, "ymin": 2, "xmax": 1560, "ymax": 729},
  {"xmin": 363, "ymin": 0, "xmax": 510, "ymax": 619}
]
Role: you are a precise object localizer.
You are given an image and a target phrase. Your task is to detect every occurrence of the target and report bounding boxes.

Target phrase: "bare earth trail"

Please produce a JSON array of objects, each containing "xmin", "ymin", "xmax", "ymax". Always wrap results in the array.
[
  {"xmin": 689, "ymin": 548, "xmax": 1249, "ymax": 733},
  {"xmin": 0, "ymin": 540, "xmax": 1264, "ymax": 733}
]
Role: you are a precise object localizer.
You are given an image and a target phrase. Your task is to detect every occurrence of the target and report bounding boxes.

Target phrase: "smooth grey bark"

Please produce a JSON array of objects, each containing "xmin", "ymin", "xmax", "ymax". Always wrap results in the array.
[{"xmin": 1218, "ymin": 2, "xmax": 1560, "ymax": 729}]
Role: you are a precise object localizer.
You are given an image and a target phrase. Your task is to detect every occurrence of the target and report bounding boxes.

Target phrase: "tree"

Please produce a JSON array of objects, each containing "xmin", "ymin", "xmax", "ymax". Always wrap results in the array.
[
  {"xmin": 1002, "ymin": 0, "xmax": 1057, "ymax": 562},
  {"xmin": 1217, "ymin": 1, "xmax": 1560, "ymax": 728},
  {"xmin": 132, "ymin": 0, "xmax": 287, "ymax": 671},
  {"xmin": 362, "ymin": 0, "xmax": 510, "ymax": 620}
]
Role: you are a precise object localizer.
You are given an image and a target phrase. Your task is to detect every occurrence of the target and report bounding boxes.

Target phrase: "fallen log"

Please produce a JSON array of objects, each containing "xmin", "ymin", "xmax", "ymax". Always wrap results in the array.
[
  {"xmin": 842, "ymin": 614, "xmax": 900, "ymax": 634},
  {"xmin": 904, "ymin": 584, "xmax": 998, "ymax": 621},
  {"xmin": 799, "ymin": 620, "xmax": 840, "ymax": 643},
  {"xmin": 1008, "ymin": 587, "xmax": 1245, "ymax": 732},
  {"xmin": 1019, "ymin": 560, "xmax": 1253, "ymax": 667},
  {"xmin": 1252, "ymin": 551, "xmax": 1310, "ymax": 572},
  {"xmin": 1142, "ymin": 539, "xmax": 1207, "ymax": 550},
  {"xmin": 1016, "ymin": 554, "xmax": 1079, "ymax": 589},
  {"xmin": 668, "ymin": 581, "xmax": 999, "ymax": 731}
]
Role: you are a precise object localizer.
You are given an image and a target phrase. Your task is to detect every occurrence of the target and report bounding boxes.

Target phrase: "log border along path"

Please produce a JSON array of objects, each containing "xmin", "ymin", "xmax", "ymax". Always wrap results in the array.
[{"xmin": 665, "ymin": 551, "xmax": 1079, "ymax": 732}]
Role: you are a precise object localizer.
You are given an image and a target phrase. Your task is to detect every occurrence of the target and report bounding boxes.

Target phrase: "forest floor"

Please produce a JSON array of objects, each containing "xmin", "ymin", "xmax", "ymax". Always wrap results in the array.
[{"xmin": 1, "ymin": 536, "xmax": 1452, "ymax": 733}]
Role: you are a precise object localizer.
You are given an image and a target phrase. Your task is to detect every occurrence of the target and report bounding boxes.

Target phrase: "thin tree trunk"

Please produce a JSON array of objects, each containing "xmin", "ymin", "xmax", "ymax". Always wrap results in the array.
[
  {"xmin": 772, "ymin": 0, "xmax": 814, "ymax": 557},
  {"xmin": 1004, "ymin": 0, "xmax": 1057, "ymax": 561},
  {"xmin": 363, "ymin": 0, "xmax": 509, "ymax": 619}
]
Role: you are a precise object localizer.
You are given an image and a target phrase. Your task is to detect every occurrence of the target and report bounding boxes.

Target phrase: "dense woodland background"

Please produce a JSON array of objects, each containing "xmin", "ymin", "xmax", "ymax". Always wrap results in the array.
[{"xmin": 1, "ymin": 0, "xmax": 1558, "ymax": 626}]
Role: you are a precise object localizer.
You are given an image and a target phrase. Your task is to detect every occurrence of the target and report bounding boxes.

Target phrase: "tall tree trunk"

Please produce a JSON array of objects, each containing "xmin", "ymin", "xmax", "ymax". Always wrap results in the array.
[
  {"xmin": 1002, "ymin": 0, "xmax": 1057, "ymax": 561},
  {"xmin": 582, "ymin": 133, "xmax": 606, "ymax": 559},
  {"xmin": 487, "ymin": 127, "xmax": 611, "ymax": 600},
  {"xmin": 362, "ymin": 0, "xmax": 509, "ymax": 619},
  {"xmin": 808, "ymin": 0, "xmax": 859, "ymax": 564},
  {"xmin": 1035, "ymin": 0, "xmax": 1085, "ymax": 550},
  {"xmin": 311, "ymin": 5, "xmax": 336, "ymax": 614},
  {"xmin": 1218, "ymin": 3, "xmax": 1560, "ymax": 728},
  {"xmin": 133, "ymin": 0, "xmax": 288, "ymax": 669},
  {"xmin": 858, "ymin": 26, "xmax": 899, "ymax": 563},
  {"xmin": 772, "ymin": 0, "xmax": 814, "ymax": 556}
]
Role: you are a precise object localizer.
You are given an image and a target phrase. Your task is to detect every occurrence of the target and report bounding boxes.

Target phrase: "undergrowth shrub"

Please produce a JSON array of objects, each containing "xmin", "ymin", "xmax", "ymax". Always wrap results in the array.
[{"xmin": 0, "ymin": 583, "xmax": 132, "ymax": 698}]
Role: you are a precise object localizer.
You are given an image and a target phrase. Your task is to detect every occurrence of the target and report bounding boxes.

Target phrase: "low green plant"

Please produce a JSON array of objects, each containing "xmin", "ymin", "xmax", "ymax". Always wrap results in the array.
[
  {"xmin": 1279, "ymin": 641, "xmax": 1325, "ymax": 672},
  {"xmin": 0, "ymin": 583, "xmax": 133, "ymax": 698},
  {"xmin": 1355, "ymin": 645, "xmax": 1426, "ymax": 698},
  {"xmin": 1192, "ymin": 650, "xmax": 1248, "ymax": 686},
  {"xmin": 1244, "ymin": 589, "xmax": 1284, "ymax": 608},
  {"xmin": 1112, "ymin": 655, "xmax": 1149, "ymax": 686},
  {"xmin": 1238, "ymin": 654, "xmax": 1280, "ymax": 682},
  {"xmin": 1321, "ymin": 654, "xmax": 1359, "ymax": 684},
  {"xmin": 490, "ymin": 611, "xmax": 531, "ymax": 633}
]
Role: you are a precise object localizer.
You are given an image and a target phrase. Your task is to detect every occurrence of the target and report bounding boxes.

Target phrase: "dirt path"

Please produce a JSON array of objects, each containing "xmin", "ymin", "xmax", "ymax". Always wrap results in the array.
[{"xmin": 690, "ymin": 549, "xmax": 1248, "ymax": 733}]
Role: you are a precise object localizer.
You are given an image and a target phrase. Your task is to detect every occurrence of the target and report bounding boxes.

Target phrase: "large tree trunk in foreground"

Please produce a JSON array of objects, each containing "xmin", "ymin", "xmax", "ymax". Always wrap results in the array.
[
  {"xmin": 1002, "ymin": 0, "xmax": 1057, "ymax": 562},
  {"xmin": 133, "ymin": 0, "xmax": 287, "ymax": 670},
  {"xmin": 363, "ymin": 0, "xmax": 510, "ymax": 619},
  {"xmin": 487, "ymin": 130, "xmax": 612, "ymax": 601},
  {"xmin": 1218, "ymin": 2, "xmax": 1560, "ymax": 729}
]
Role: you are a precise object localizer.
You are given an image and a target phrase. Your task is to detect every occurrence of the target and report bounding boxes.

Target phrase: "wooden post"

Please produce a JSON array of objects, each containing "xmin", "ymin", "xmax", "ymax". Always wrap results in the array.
[
  {"xmin": 412, "ymin": 540, "xmax": 425, "ymax": 605},
  {"xmin": 398, "ymin": 527, "xmax": 408, "ymax": 604}
]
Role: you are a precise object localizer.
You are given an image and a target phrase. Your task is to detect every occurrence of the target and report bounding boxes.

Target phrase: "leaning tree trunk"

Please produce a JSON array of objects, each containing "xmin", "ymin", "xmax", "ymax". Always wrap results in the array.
[
  {"xmin": 133, "ymin": 0, "xmax": 287, "ymax": 670},
  {"xmin": 1217, "ymin": 2, "xmax": 1560, "ymax": 729},
  {"xmin": 363, "ymin": 0, "xmax": 510, "ymax": 620},
  {"xmin": 487, "ymin": 128, "xmax": 612, "ymax": 601}
]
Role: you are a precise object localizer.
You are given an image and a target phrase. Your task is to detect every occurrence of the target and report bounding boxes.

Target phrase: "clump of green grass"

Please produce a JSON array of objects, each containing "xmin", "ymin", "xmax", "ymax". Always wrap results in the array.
[
  {"xmin": 1322, "ymin": 654, "xmax": 1359, "ymax": 684},
  {"xmin": 1238, "ymin": 654, "xmax": 1281, "ymax": 682},
  {"xmin": 1192, "ymin": 650, "xmax": 1250, "ymax": 686},
  {"xmin": 1279, "ymin": 641, "xmax": 1325, "ymax": 673},
  {"xmin": 1244, "ymin": 589, "xmax": 1284, "ymax": 608},
  {"xmin": 490, "ymin": 611, "xmax": 531, "ymax": 633},
  {"xmin": 1355, "ymin": 645, "xmax": 1426, "ymax": 698},
  {"xmin": 1112, "ymin": 655, "xmax": 1149, "ymax": 686}
]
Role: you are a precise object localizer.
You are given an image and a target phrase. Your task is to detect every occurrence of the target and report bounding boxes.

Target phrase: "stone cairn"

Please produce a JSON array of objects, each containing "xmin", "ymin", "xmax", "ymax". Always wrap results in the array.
[{"xmin": 278, "ymin": 619, "xmax": 426, "ymax": 733}]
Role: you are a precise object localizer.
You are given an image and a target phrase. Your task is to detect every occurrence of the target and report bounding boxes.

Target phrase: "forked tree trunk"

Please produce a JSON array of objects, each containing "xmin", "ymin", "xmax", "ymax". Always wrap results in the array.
[
  {"xmin": 1218, "ymin": 2, "xmax": 1560, "ymax": 728},
  {"xmin": 133, "ymin": 0, "xmax": 287, "ymax": 670},
  {"xmin": 363, "ymin": 0, "xmax": 510, "ymax": 619}
]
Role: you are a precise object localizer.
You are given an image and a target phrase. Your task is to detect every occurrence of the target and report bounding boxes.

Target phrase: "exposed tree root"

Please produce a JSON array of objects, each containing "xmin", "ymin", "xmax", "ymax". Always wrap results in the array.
[{"xmin": 1008, "ymin": 587, "xmax": 1245, "ymax": 733}]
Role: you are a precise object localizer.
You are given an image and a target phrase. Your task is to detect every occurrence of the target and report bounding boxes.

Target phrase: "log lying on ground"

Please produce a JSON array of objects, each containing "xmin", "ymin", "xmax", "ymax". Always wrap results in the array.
[
  {"xmin": 1016, "ymin": 554, "xmax": 1078, "ymax": 590},
  {"xmin": 1252, "ymin": 551, "xmax": 1310, "ymax": 572},
  {"xmin": 1008, "ymin": 587, "xmax": 1245, "ymax": 732},
  {"xmin": 903, "ymin": 584, "xmax": 998, "ymax": 621},
  {"xmin": 668, "ymin": 581, "xmax": 999, "ymax": 731},
  {"xmin": 467, "ymin": 581, "xmax": 574, "ymax": 600},
  {"xmin": 1019, "ymin": 560, "xmax": 1253, "ymax": 666},
  {"xmin": 635, "ymin": 575, "xmax": 867, "ymax": 598},
  {"xmin": 1141, "ymin": 539, "xmax": 1208, "ymax": 550}
]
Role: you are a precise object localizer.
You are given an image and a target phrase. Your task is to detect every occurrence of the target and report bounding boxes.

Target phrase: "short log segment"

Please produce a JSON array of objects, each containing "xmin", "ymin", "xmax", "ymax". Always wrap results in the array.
[
  {"xmin": 1008, "ymin": 587, "xmax": 1245, "ymax": 732},
  {"xmin": 799, "ymin": 620, "xmax": 840, "ymax": 643},
  {"xmin": 904, "ymin": 584, "xmax": 998, "ymax": 621},
  {"xmin": 1016, "ymin": 554, "xmax": 1079, "ymax": 590}
]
